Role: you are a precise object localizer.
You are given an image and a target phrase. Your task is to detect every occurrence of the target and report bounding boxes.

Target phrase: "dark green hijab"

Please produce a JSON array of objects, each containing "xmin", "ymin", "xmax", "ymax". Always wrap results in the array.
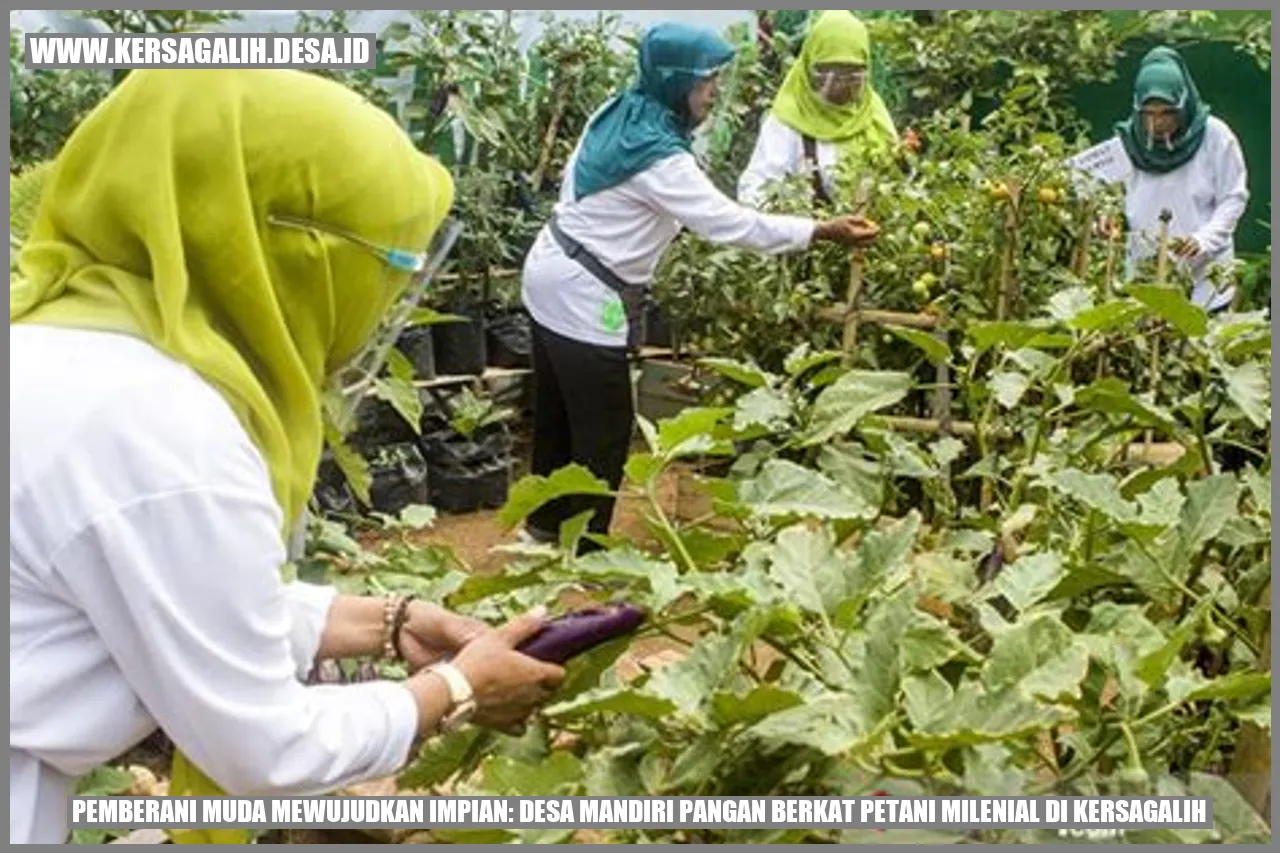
[{"xmin": 1116, "ymin": 46, "xmax": 1211, "ymax": 174}]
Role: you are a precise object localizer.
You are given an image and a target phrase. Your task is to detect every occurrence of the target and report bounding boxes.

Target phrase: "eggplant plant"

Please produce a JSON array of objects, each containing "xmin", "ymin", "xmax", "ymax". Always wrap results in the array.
[{"xmin": 298, "ymin": 292, "xmax": 1269, "ymax": 844}]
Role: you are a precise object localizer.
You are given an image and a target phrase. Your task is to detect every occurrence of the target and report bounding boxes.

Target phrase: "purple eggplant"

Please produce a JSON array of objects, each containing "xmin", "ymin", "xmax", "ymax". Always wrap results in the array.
[{"xmin": 516, "ymin": 603, "xmax": 646, "ymax": 664}]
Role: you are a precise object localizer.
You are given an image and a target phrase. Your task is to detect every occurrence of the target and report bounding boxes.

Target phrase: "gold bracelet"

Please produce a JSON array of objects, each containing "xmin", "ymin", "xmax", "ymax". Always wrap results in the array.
[{"xmin": 381, "ymin": 594, "xmax": 402, "ymax": 661}]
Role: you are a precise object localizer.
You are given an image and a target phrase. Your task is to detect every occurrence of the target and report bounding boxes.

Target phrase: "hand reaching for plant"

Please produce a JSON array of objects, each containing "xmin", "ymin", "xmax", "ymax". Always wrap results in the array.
[
  {"xmin": 399, "ymin": 601, "xmax": 492, "ymax": 672},
  {"xmin": 1172, "ymin": 236, "xmax": 1202, "ymax": 260},
  {"xmin": 814, "ymin": 214, "xmax": 881, "ymax": 248},
  {"xmin": 448, "ymin": 608, "xmax": 566, "ymax": 735}
]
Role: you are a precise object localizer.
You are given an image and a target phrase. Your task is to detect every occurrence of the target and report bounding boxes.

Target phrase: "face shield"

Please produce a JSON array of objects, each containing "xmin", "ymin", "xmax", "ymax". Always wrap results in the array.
[
  {"xmin": 810, "ymin": 65, "xmax": 867, "ymax": 106},
  {"xmin": 267, "ymin": 211, "xmax": 464, "ymax": 430}
]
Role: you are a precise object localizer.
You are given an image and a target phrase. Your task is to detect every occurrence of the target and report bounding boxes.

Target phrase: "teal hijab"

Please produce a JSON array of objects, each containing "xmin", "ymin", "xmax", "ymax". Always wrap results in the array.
[
  {"xmin": 572, "ymin": 23, "xmax": 735, "ymax": 200},
  {"xmin": 1116, "ymin": 46, "xmax": 1211, "ymax": 174}
]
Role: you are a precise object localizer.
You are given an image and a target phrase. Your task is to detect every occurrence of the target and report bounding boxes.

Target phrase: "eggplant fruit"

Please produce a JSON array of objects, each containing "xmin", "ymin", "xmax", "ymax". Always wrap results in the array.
[{"xmin": 516, "ymin": 603, "xmax": 646, "ymax": 664}]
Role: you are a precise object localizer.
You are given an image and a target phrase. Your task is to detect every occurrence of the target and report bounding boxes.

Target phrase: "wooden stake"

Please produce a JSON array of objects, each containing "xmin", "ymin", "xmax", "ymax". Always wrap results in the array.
[
  {"xmin": 1146, "ymin": 209, "xmax": 1173, "ymax": 451},
  {"xmin": 840, "ymin": 179, "xmax": 875, "ymax": 364},
  {"xmin": 530, "ymin": 81, "xmax": 573, "ymax": 193}
]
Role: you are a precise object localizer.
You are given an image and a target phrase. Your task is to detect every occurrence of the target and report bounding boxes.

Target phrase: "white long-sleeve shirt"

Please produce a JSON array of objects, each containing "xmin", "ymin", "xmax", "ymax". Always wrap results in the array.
[
  {"xmin": 737, "ymin": 113, "xmax": 841, "ymax": 209},
  {"xmin": 10, "ymin": 325, "xmax": 419, "ymax": 845},
  {"xmin": 1122, "ymin": 116, "xmax": 1250, "ymax": 310},
  {"xmin": 521, "ymin": 136, "xmax": 815, "ymax": 347}
]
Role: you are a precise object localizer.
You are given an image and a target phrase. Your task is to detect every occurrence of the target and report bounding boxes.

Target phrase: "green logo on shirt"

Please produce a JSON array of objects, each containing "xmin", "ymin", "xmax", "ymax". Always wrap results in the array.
[{"xmin": 601, "ymin": 297, "xmax": 626, "ymax": 333}]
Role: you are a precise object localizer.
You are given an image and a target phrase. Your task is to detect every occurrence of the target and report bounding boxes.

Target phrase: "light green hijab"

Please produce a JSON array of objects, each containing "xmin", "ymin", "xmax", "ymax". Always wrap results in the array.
[
  {"xmin": 770, "ymin": 10, "xmax": 898, "ymax": 158},
  {"xmin": 11, "ymin": 68, "xmax": 454, "ymax": 844}
]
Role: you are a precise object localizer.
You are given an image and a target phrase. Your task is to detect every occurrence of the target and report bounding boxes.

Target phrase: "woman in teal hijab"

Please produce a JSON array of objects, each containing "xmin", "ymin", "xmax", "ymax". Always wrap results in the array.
[
  {"xmin": 1111, "ymin": 46, "xmax": 1249, "ymax": 311},
  {"xmin": 519, "ymin": 22, "xmax": 881, "ymax": 551},
  {"xmin": 571, "ymin": 22, "xmax": 736, "ymax": 199}
]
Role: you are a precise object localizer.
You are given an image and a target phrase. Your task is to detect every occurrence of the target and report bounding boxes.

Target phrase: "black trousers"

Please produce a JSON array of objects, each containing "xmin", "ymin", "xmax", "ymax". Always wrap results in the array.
[{"xmin": 527, "ymin": 320, "xmax": 633, "ymax": 550}]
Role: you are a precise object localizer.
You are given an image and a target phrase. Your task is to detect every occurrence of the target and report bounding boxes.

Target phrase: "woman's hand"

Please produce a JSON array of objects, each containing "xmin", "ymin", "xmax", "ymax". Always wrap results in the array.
[
  {"xmin": 399, "ymin": 601, "xmax": 491, "ymax": 673},
  {"xmin": 448, "ymin": 609, "xmax": 566, "ymax": 735},
  {"xmin": 1172, "ymin": 236, "xmax": 1202, "ymax": 260},
  {"xmin": 814, "ymin": 215, "xmax": 881, "ymax": 248}
]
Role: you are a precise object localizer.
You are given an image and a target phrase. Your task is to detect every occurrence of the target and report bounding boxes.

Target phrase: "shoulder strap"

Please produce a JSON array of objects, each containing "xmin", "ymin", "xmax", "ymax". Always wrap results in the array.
[{"xmin": 801, "ymin": 134, "xmax": 832, "ymax": 207}]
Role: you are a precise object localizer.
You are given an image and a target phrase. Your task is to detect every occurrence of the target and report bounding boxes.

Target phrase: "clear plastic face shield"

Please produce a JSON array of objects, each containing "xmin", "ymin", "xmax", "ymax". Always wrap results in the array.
[
  {"xmin": 810, "ymin": 64, "xmax": 867, "ymax": 106},
  {"xmin": 268, "ymin": 211, "xmax": 464, "ymax": 429},
  {"xmin": 1139, "ymin": 97, "xmax": 1182, "ymax": 152}
]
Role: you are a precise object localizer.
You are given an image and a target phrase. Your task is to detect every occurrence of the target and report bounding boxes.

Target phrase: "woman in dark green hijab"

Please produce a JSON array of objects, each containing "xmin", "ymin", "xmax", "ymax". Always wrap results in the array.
[{"xmin": 1113, "ymin": 46, "xmax": 1249, "ymax": 311}]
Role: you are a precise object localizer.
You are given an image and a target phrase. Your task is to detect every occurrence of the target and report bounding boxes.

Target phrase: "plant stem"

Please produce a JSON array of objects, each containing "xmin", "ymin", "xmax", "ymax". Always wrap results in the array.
[{"xmin": 647, "ymin": 477, "xmax": 698, "ymax": 574}]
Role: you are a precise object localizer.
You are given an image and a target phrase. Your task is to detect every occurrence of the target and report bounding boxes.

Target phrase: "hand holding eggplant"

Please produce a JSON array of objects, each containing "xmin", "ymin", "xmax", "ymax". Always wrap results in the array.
[{"xmin": 447, "ymin": 608, "xmax": 566, "ymax": 735}]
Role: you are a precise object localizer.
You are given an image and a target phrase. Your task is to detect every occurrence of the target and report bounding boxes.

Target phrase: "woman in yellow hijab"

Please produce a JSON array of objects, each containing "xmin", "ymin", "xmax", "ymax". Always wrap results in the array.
[
  {"xmin": 739, "ymin": 10, "xmax": 899, "ymax": 208},
  {"xmin": 9, "ymin": 69, "xmax": 565, "ymax": 845}
]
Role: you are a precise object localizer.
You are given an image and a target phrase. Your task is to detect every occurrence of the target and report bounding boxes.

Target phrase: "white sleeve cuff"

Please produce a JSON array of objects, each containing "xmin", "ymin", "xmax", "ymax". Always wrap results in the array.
[
  {"xmin": 356, "ymin": 681, "xmax": 423, "ymax": 776},
  {"xmin": 282, "ymin": 581, "xmax": 339, "ymax": 680}
]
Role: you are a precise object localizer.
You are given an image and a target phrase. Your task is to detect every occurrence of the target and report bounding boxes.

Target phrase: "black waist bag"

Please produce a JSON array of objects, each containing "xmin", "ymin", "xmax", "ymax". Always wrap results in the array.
[{"xmin": 548, "ymin": 214, "xmax": 646, "ymax": 351}]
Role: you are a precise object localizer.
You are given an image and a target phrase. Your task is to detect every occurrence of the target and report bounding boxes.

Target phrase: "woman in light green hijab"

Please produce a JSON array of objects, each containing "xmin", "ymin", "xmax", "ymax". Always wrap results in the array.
[
  {"xmin": 739, "ymin": 10, "xmax": 900, "ymax": 208},
  {"xmin": 9, "ymin": 69, "xmax": 566, "ymax": 845}
]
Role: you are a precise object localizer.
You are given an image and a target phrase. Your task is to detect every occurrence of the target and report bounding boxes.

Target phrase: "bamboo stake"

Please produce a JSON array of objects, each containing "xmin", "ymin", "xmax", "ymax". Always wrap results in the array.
[
  {"xmin": 840, "ymin": 179, "xmax": 875, "ymax": 364},
  {"xmin": 1072, "ymin": 199, "xmax": 1095, "ymax": 278},
  {"xmin": 1146, "ymin": 208, "xmax": 1173, "ymax": 452},
  {"xmin": 1096, "ymin": 220, "xmax": 1121, "ymax": 382},
  {"xmin": 530, "ymin": 81, "xmax": 573, "ymax": 192},
  {"xmin": 817, "ymin": 307, "xmax": 941, "ymax": 330}
]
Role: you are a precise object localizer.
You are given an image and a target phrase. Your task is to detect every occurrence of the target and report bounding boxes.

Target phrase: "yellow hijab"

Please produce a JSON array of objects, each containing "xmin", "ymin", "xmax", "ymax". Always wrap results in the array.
[
  {"xmin": 771, "ymin": 11, "xmax": 898, "ymax": 159},
  {"xmin": 10, "ymin": 69, "xmax": 454, "ymax": 842}
]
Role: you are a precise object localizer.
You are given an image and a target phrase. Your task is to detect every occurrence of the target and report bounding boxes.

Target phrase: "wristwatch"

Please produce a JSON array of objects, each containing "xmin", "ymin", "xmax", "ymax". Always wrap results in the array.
[{"xmin": 428, "ymin": 662, "xmax": 476, "ymax": 732}]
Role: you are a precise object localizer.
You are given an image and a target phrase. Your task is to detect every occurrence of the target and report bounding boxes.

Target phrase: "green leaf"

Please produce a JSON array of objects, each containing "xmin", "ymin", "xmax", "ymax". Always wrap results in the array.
[
  {"xmin": 784, "ymin": 344, "xmax": 843, "ymax": 378},
  {"xmin": 900, "ymin": 612, "xmax": 959, "ymax": 670},
  {"xmin": 967, "ymin": 320, "xmax": 1069, "ymax": 354},
  {"xmin": 993, "ymin": 551, "xmax": 1067, "ymax": 612},
  {"xmin": 623, "ymin": 452, "xmax": 664, "ymax": 488},
  {"xmin": 544, "ymin": 687, "xmax": 677, "ymax": 722},
  {"xmin": 663, "ymin": 734, "xmax": 723, "ymax": 791},
  {"xmin": 1184, "ymin": 671, "xmax": 1270, "ymax": 703},
  {"xmin": 1185, "ymin": 773, "xmax": 1272, "ymax": 843},
  {"xmin": 371, "ymin": 376, "xmax": 423, "ymax": 435},
  {"xmin": 1178, "ymin": 474, "xmax": 1240, "ymax": 557},
  {"xmin": 1067, "ymin": 300, "xmax": 1147, "ymax": 332},
  {"xmin": 698, "ymin": 357, "xmax": 773, "ymax": 388},
  {"xmin": 76, "ymin": 765, "xmax": 134, "ymax": 797},
  {"xmin": 398, "ymin": 728, "xmax": 485, "ymax": 789},
  {"xmin": 384, "ymin": 346, "xmax": 416, "ymax": 383},
  {"xmin": 325, "ymin": 430, "xmax": 372, "ymax": 506},
  {"xmin": 738, "ymin": 459, "xmax": 876, "ymax": 521},
  {"xmin": 984, "ymin": 613, "xmax": 1088, "ymax": 702},
  {"xmin": 1234, "ymin": 697, "xmax": 1271, "ymax": 730},
  {"xmin": 1136, "ymin": 600, "xmax": 1211, "ymax": 687},
  {"xmin": 1220, "ymin": 359, "xmax": 1271, "ymax": 428},
  {"xmin": 1243, "ymin": 467, "xmax": 1271, "ymax": 516},
  {"xmin": 1042, "ymin": 468, "xmax": 1137, "ymax": 524},
  {"xmin": 1127, "ymin": 284, "xmax": 1208, "ymax": 337},
  {"xmin": 644, "ymin": 634, "xmax": 739, "ymax": 719},
  {"xmin": 909, "ymin": 681, "xmax": 1071, "ymax": 748},
  {"xmin": 749, "ymin": 693, "xmax": 871, "ymax": 756},
  {"xmin": 850, "ymin": 511, "xmax": 922, "ymax": 601},
  {"xmin": 498, "ymin": 464, "xmax": 612, "ymax": 528},
  {"xmin": 990, "ymin": 371, "xmax": 1031, "ymax": 409},
  {"xmin": 479, "ymin": 752, "xmax": 584, "ymax": 796},
  {"xmin": 556, "ymin": 636, "xmax": 633, "ymax": 702},
  {"xmin": 397, "ymin": 504, "xmax": 437, "ymax": 529},
  {"xmin": 657, "ymin": 406, "xmax": 733, "ymax": 456},
  {"xmin": 734, "ymin": 386, "xmax": 793, "ymax": 432},
  {"xmin": 767, "ymin": 525, "xmax": 853, "ymax": 618},
  {"xmin": 1046, "ymin": 286, "xmax": 1094, "ymax": 323},
  {"xmin": 710, "ymin": 684, "xmax": 805, "ymax": 727},
  {"xmin": 886, "ymin": 325, "xmax": 949, "ymax": 364},
  {"xmin": 1074, "ymin": 378, "xmax": 1176, "ymax": 430},
  {"xmin": 801, "ymin": 370, "xmax": 912, "ymax": 445},
  {"xmin": 902, "ymin": 671, "xmax": 955, "ymax": 728}
]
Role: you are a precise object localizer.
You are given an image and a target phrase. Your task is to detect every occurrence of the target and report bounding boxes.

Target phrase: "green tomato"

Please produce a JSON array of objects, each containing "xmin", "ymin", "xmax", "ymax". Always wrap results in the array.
[
  {"xmin": 912, "ymin": 222, "xmax": 932, "ymax": 239},
  {"xmin": 912, "ymin": 278, "xmax": 931, "ymax": 297}
]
